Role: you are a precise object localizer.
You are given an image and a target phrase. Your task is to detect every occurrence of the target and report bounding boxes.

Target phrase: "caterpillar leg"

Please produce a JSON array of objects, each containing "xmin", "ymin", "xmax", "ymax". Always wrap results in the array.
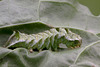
[{"xmin": 29, "ymin": 48, "xmax": 33, "ymax": 53}]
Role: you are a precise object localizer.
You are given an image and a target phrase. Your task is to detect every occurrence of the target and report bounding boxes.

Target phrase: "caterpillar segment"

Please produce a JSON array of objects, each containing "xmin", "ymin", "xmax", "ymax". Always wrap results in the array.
[{"xmin": 5, "ymin": 28, "xmax": 82, "ymax": 52}]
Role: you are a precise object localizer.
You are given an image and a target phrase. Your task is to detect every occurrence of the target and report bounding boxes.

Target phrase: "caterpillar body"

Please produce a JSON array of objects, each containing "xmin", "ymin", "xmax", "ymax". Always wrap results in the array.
[{"xmin": 5, "ymin": 28, "xmax": 82, "ymax": 52}]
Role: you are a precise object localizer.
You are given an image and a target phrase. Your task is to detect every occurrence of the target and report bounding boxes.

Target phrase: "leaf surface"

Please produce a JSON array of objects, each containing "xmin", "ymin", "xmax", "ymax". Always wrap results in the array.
[
  {"xmin": 0, "ymin": 0, "xmax": 100, "ymax": 67},
  {"xmin": 39, "ymin": 0, "xmax": 100, "ymax": 34},
  {"xmin": 70, "ymin": 40, "xmax": 100, "ymax": 67}
]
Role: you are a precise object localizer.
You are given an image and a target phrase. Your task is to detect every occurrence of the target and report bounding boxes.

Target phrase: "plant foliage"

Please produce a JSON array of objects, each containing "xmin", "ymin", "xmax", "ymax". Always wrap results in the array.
[{"xmin": 0, "ymin": 0, "xmax": 100, "ymax": 67}]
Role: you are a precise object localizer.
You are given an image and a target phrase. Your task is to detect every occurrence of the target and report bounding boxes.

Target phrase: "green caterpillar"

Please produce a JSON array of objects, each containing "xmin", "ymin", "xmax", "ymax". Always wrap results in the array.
[{"xmin": 5, "ymin": 28, "xmax": 82, "ymax": 52}]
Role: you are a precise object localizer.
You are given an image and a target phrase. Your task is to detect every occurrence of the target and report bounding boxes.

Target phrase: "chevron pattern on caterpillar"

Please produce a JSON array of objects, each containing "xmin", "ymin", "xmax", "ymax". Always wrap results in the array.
[{"xmin": 5, "ymin": 28, "xmax": 82, "ymax": 52}]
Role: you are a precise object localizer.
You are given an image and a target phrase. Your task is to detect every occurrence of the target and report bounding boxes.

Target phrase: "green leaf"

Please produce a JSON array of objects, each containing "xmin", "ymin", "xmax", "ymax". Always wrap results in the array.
[
  {"xmin": 0, "ymin": 25, "xmax": 99, "ymax": 67},
  {"xmin": 0, "ymin": 0, "xmax": 100, "ymax": 67},
  {"xmin": 0, "ymin": 47, "xmax": 11, "ymax": 59},
  {"xmin": 1, "ymin": 41, "xmax": 100, "ymax": 67},
  {"xmin": 0, "ymin": 0, "xmax": 39, "ymax": 27},
  {"xmin": 0, "ymin": 48, "xmax": 81, "ymax": 67},
  {"xmin": 97, "ymin": 33, "xmax": 100, "ymax": 37},
  {"xmin": 39, "ymin": 0, "xmax": 100, "ymax": 34},
  {"xmin": 70, "ymin": 40, "xmax": 100, "ymax": 67},
  {"xmin": 0, "ymin": 0, "xmax": 100, "ymax": 34}
]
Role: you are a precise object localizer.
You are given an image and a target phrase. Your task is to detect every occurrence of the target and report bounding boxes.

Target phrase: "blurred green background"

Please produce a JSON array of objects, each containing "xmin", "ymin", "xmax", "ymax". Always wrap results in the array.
[{"xmin": 78, "ymin": 0, "xmax": 100, "ymax": 16}]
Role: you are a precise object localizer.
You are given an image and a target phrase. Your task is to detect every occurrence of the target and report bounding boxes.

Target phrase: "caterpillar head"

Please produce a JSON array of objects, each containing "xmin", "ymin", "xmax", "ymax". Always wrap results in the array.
[
  {"xmin": 65, "ymin": 30, "xmax": 82, "ymax": 49},
  {"xmin": 65, "ymin": 38, "xmax": 82, "ymax": 49}
]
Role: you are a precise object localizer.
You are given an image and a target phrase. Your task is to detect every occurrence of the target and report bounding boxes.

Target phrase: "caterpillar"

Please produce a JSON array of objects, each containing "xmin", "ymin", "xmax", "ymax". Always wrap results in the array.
[{"xmin": 5, "ymin": 28, "xmax": 82, "ymax": 52}]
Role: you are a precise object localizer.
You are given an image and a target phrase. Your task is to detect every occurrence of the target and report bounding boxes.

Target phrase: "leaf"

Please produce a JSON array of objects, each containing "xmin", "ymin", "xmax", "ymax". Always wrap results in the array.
[
  {"xmin": 0, "ymin": 25, "xmax": 99, "ymax": 67},
  {"xmin": 0, "ymin": 47, "xmax": 11, "ymax": 59},
  {"xmin": 0, "ymin": 0, "xmax": 100, "ymax": 34},
  {"xmin": 39, "ymin": 0, "xmax": 100, "ymax": 34},
  {"xmin": 1, "ymin": 41, "xmax": 100, "ymax": 67},
  {"xmin": 97, "ymin": 33, "xmax": 100, "ymax": 37},
  {"xmin": 0, "ymin": 0, "xmax": 100, "ymax": 67},
  {"xmin": 0, "ymin": 0, "xmax": 39, "ymax": 27},
  {"xmin": 70, "ymin": 40, "xmax": 100, "ymax": 67},
  {"xmin": 0, "ymin": 48, "xmax": 81, "ymax": 67}
]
